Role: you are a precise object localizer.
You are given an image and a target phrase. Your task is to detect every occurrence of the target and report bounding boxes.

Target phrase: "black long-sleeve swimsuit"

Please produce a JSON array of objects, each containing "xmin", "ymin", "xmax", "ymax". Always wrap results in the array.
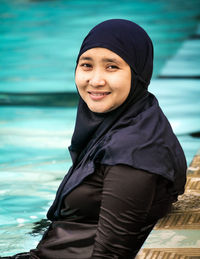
[{"xmin": 29, "ymin": 164, "xmax": 174, "ymax": 259}]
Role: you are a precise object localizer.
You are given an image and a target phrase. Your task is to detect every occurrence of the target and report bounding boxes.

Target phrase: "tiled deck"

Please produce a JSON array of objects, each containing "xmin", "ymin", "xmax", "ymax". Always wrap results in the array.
[{"xmin": 137, "ymin": 150, "xmax": 200, "ymax": 258}]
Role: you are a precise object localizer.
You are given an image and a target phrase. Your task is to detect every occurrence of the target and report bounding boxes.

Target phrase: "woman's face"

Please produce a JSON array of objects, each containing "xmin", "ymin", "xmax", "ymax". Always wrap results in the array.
[{"xmin": 75, "ymin": 48, "xmax": 131, "ymax": 113}]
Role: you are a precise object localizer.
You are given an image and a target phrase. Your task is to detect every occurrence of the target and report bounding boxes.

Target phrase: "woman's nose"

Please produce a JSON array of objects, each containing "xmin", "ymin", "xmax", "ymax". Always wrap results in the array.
[{"xmin": 89, "ymin": 71, "xmax": 106, "ymax": 87}]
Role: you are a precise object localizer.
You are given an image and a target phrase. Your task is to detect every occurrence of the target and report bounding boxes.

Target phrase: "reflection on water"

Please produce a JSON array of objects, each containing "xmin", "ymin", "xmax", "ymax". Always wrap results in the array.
[{"xmin": 0, "ymin": 0, "xmax": 200, "ymax": 256}]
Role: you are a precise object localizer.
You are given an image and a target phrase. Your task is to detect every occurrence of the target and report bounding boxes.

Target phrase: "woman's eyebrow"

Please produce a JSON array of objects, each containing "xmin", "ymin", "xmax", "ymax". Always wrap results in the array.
[
  {"xmin": 102, "ymin": 58, "xmax": 120, "ymax": 64},
  {"xmin": 79, "ymin": 56, "xmax": 121, "ymax": 64},
  {"xmin": 79, "ymin": 56, "xmax": 92, "ymax": 61}
]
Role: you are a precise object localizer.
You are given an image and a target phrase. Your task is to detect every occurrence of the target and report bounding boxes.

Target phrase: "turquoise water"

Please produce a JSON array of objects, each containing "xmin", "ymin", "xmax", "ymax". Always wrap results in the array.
[
  {"xmin": 1, "ymin": 0, "xmax": 200, "ymax": 93},
  {"xmin": 0, "ymin": 107, "xmax": 75, "ymax": 254},
  {"xmin": 0, "ymin": 0, "xmax": 200, "ymax": 256}
]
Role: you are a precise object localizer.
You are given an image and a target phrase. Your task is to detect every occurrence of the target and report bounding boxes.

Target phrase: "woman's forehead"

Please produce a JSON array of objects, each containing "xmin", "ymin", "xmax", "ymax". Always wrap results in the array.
[{"xmin": 79, "ymin": 47, "xmax": 128, "ymax": 65}]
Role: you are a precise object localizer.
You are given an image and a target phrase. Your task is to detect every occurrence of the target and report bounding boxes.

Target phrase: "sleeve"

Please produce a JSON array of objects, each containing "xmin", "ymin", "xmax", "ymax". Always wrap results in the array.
[{"xmin": 91, "ymin": 165, "xmax": 158, "ymax": 259}]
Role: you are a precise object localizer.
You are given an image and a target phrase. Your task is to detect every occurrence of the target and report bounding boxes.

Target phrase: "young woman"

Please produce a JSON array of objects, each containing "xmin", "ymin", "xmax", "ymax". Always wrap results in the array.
[{"xmin": 2, "ymin": 19, "xmax": 187, "ymax": 259}]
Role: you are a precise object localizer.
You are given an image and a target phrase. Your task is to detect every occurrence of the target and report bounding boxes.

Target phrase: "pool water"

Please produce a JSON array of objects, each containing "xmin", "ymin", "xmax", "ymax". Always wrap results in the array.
[
  {"xmin": 0, "ymin": 0, "xmax": 200, "ymax": 256},
  {"xmin": 1, "ymin": 0, "xmax": 200, "ymax": 94},
  {"xmin": 0, "ymin": 107, "xmax": 76, "ymax": 254}
]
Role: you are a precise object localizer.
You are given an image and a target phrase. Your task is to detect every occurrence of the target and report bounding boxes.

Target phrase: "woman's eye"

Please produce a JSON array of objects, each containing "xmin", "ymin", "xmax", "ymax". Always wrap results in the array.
[
  {"xmin": 107, "ymin": 65, "xmax": 119, "ymax": 70},
  {"xmin": 80, "ymin": 63, "xmax": 92, "ymax": 69}
]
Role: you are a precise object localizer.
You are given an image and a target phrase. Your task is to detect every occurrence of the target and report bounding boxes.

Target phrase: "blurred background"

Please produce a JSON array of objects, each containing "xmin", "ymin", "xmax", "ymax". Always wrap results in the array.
[{"xmin": 0, "ymin": 0, "xmax": 200, "ymax": 256}]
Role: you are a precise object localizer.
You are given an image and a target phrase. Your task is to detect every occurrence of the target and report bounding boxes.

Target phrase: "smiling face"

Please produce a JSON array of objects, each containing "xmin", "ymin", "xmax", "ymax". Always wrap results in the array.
[{"xmin": 75, "ymin": 48, "xmax": 131, "ymax": 113}]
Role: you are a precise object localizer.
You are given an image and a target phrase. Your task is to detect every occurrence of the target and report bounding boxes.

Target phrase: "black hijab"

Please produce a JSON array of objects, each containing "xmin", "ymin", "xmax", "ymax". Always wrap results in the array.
[{"xmin": 47, "ymin": 19, "xmax": 186, "ymax": 220}]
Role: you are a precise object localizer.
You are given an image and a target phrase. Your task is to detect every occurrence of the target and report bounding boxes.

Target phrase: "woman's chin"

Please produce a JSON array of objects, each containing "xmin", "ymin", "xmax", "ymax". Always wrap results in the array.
[
  {"xmin": 88, "ymin": 106, "xmax": 107, "ymax": 113},
  {"xmin": 87, "ymin": 104, "xmax": 115, "ymax": 114}
]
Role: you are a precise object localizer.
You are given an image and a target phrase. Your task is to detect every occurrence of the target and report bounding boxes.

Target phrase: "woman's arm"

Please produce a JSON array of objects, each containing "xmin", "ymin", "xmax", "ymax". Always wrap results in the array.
[{"xmin": 92, "ymin": 165, "xmax": 158, "ymax": 259}]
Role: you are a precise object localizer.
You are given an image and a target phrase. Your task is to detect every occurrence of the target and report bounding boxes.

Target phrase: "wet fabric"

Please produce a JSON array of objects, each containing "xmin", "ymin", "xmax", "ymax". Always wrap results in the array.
[
  {"xmin": 30, "ymin": 165, "xmax": 173, "ymax": 259},
  {"xmin": 47, "ymin": 19, "xmax": 187, "ymax": 221}
]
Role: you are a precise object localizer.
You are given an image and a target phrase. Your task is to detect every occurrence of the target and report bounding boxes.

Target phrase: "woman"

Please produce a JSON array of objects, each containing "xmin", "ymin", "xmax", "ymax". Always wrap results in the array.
[{"xmin": 2, "ymin": 19, "xmax": 187, "ymax": 259}]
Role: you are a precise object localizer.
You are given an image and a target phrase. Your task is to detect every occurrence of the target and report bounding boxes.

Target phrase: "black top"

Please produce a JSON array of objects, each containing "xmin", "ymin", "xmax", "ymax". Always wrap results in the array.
[{"xmin": 31, "ymin": 165, "xmax": 173, "ymax": 259}]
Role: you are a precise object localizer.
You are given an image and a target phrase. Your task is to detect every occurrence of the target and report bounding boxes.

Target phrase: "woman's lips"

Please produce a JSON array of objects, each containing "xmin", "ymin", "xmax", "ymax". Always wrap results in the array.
[{"xmin": 88, "ymin": 91, "xmax": 111, "ymax": 101}]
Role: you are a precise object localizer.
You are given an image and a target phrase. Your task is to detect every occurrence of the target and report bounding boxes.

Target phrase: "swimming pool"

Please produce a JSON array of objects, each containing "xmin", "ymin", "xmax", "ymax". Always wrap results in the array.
[
  {"xmin": 0, "ymin": 106, "xmax": 76, "ymax": 254},
  {"xmin": 0, "ymin": 0, "xmax": 200, "ymax": 256}
]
